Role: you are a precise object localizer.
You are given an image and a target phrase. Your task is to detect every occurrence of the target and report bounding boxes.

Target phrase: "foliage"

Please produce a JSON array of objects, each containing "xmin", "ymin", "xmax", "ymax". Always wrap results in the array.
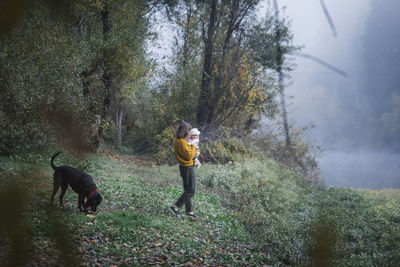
[
  {"xmin": 197, "ymin": 127, "xmax": 255, "ymax": 164},
  {"xmin": 0, "ymin": 0, "xmax": 95, "ymax": 154},
  {"xmin": 126, "ymin": 0, "xmax": 284, "ymax": 145},
  {"xmin": 246, "ymin": 11, "xmax": 297, "ymax": 73},
  {"xmin": 1, "ymin": 153, "xmax": 399, "ymax": 266},
  {"xmin": 0, "ymin": 0, "xmax": 152, "ymax": 154},
  {"xmin": 71, "ymin": 0, "xmax": 152, "ymax": 149}
]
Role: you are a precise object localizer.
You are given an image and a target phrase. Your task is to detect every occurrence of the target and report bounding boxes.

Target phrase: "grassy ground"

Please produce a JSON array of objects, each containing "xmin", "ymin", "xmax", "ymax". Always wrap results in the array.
[{"xmin": 0, "ymin": 152, "xmax": 399, "ymax": 266}]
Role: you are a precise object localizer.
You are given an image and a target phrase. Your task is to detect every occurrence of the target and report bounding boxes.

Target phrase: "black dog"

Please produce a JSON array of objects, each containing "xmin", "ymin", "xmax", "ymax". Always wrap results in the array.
[{"xmin": 50, "ymin": 152, "xmax": 102, "ymax": 214}]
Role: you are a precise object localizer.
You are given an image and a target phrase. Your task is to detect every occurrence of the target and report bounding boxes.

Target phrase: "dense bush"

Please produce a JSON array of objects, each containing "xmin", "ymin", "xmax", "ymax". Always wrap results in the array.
[
  {"xmin": 196, "ymin": 127, "xmax": 255, "ymax": 164},
  {"xmin": 149, "ymin": 125, "xmax": 257, "ymax": 165}
]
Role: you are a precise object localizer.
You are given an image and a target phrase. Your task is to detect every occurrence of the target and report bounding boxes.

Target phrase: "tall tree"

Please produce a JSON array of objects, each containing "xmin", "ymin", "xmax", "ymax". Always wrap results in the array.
[
  {"xmin": 78, "ymin": 0, "xmax": 151, "ymax": 149},
  {"xmin": 246, "ymin": 2, "xmax": 296, "ymax": 145},
  {"xmin": 195, "ymin": 0, "xmax": 280, "ymax": 133},
  {"xmin": 273, "ymin": 0, "xmax": 290, "ymax": 147},
  {"xmin": 196, "ymin": 0, "xmax": 217, "ymax": 127},
  {"xmin": 197, "ymin": 0, "xmax": 264, "ymax": 127}
]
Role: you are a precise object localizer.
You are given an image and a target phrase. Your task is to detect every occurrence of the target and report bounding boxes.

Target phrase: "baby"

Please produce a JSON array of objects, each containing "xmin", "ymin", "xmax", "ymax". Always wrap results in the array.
[{"xmin": 188, "ymin": 128, "xmax": 201, "ymax": 168}]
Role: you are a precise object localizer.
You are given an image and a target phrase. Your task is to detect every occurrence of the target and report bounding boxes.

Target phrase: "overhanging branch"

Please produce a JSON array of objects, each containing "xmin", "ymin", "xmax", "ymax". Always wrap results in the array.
[{"xmin": 295, "ymin": 52, "xmax": 348, "ymax": 77}]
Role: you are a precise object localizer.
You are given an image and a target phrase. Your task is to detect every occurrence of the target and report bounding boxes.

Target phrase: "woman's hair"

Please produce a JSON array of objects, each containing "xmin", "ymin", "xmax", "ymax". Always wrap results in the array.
[{"xmin": 176, "ymin": 121, "xmax": 192, "ymax": 139}]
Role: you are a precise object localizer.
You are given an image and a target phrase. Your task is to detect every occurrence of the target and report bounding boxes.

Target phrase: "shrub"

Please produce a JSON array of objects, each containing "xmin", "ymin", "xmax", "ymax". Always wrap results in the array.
[
  {"xmin": 251, "ymin": 121, "xmax": 322, "ymax": 181},
  {"xmin": 152, "ymin": 125, "xmax": 177, "ymax": 165},
  {"xmin": 151, "ymin": 125, "xmax": 255, "ymax": 165},
  {"xmin": 197, "ymin": 127, "xmax": 255, "ymax": 164}
]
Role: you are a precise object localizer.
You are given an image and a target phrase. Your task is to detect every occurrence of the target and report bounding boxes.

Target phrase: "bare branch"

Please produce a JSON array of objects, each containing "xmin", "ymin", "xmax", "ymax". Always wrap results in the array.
[
  {"xmin": 295, "ymin": 52, "xmax": 348, "ymax": 77},
  {"xmin": 320, "ymin": 0, "xmax": 337, "ymax": 37}
]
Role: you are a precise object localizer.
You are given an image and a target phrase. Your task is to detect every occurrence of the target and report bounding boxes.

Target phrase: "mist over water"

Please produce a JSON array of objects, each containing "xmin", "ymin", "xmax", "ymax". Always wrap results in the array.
[
  {"xmin": 281, "ymin": 0, "xmax": 400, "ymax": 189},
  {"xmin": 319, "ymin": 151, "xmax": 400, "ymax": 189}
]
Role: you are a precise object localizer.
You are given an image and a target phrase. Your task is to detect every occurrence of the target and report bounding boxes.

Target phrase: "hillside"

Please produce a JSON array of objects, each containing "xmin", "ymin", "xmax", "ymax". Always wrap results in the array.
[{"xmin": 0, "ymin": 153, "xmax": 399, "ymax": 266}]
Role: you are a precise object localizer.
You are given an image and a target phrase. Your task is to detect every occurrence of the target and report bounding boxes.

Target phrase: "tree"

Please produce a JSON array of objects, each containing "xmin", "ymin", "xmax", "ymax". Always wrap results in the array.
[
  {"xmin": 156, "ymin": 0, "xmax": 203, "ymax": 123},
  {"xmin": 197, "ymin": 0, "xmax": 217, "ymax": 127},
  {"xmin": 246, "ymin": 2, "xmax": 297, "ymax": 147},
  {"xmin": 76, "ymin": 0, "xmax": 151, "ymax": 149},
  {"xmin": 149, "ymin": 0, "xmax": 283, "ymax": 135},
  {"xmin": 195, "ymin": 0, "xmax": 282, "ymax": 134},
  {"xmin": 273, "ymin": 0, "xmax": 291, "ymax": 148}
]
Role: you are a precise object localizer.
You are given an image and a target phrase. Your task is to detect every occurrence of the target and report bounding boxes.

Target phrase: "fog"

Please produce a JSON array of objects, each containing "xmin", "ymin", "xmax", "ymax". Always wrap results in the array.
[
  {"xmin": 282, "ymin": 0, "xmax": 400, "ymax": 189},
  {"xmin": 319, "ymin": 151, "xmax": 400, "ymax": 189}
]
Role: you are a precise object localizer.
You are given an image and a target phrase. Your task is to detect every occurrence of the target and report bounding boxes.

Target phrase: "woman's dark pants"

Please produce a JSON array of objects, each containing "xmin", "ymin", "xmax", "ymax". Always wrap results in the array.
[{"xmin": 175, "ymin": 165, "xmax": 196, "ymax": 213}]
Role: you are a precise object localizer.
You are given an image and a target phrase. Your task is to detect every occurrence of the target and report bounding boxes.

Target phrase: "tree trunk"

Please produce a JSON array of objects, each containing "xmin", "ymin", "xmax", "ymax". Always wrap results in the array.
[
  {"xmin": 99, "ymin": 0, "xmax": 112, "ymax": 146},
  {"xmin": 81, "ymin": 68, "xmax": 102, "ymax": 151},
  {"xmin": 101, "ymin": 1, "xmax": 110, "ymax": 40},
  {"xmin": 198, "ymin": 0, "xmax": 254, "ymax": 127},
  {"xmin": 181, "ymin": 1, "xmax": 193, "ymax": 115},
  {"xmin": 208, "ymin": 0, "xmax": 240, "ymax": 125},
  {"xmin": 278, "ymin": 71, "xmax": 291, "ymax": 148},
  {"xmin": 196, "ymin": 0, "xmax": 217, "ymax": 127},
  {"xmin": 273, "ymin": 0, "xmax": 291, "ymax": 148},
  {"xmin": 115, "ymin": 106, "xmax": 123, "ymax": 149}
]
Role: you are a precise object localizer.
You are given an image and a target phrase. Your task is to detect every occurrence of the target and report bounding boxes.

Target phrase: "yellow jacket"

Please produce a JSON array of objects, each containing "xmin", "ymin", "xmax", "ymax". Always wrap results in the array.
[{"xmin": 174, "ymin": 138, "xmax": 196, "ymax": 166}]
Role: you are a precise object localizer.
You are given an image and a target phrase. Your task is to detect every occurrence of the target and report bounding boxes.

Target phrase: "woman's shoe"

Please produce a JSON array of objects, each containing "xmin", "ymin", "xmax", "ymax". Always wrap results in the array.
[
  {"xmin": 187, "ymin": 213, "xmax": 198, "ymax": 219},
  {"xmin": 170, "ymin": 206, "xmax": 180, "ymax": 216}
]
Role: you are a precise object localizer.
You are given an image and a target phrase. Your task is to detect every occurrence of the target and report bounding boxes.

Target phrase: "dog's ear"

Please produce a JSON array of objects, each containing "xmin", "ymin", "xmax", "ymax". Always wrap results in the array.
[
  {"xmin": 97, "ymin": 193, "xmax": 103, "ymax": 203},
  {"xmin": 88, "ymin": 193, "xmax": 102, "ymax": 211},
  {"xmin": 93, "ymin": 193, "xmax": 102, "ymax": 206}
]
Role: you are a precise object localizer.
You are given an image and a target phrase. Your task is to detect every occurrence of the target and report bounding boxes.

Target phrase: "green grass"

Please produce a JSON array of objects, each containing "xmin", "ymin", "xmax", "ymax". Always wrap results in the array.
[{"xmin": 0, "ymin": 153, "xmax": 399, "ymax": 266}]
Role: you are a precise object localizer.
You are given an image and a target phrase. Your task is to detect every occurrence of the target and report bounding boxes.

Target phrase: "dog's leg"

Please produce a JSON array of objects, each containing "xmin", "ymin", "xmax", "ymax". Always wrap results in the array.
[
  {"xmin": 78, "ymin": 194, "xmax": 89, "ymax": 213},
  {"xmin": 59, "ymin": 182, "xmax": 68, "ymax": 207},
  {"xmin": 78, "ymin": 194, "xmax": 84, "ymax": 212},
  {"xmin": 50, "ymin": 172, "xmax": 61, "ymax": 204}
]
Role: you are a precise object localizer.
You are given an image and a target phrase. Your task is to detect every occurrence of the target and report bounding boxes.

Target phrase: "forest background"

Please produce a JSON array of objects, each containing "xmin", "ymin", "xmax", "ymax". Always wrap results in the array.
[{"xmin": 0, "ymin": 0, "xmax": 318, "ymax": 177}]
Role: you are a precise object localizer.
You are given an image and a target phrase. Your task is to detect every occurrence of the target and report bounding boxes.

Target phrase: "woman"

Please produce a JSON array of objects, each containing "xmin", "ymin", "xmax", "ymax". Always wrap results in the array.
[{"xmin": 170, "ymin": 121, "xmax": 198, "ymax": 218}]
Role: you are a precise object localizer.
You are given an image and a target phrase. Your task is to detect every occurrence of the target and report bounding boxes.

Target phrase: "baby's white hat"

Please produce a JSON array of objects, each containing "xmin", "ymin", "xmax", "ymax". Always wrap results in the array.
[{"xmin": 190, "ymin": 128, "xmax": 200, "ymax": 136}]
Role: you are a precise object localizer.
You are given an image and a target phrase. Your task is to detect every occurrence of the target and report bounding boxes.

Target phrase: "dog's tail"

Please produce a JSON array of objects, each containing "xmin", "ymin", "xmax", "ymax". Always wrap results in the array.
[{"xmin": 50, "ymin": 151, "xmax": 62, "ymax": 170}]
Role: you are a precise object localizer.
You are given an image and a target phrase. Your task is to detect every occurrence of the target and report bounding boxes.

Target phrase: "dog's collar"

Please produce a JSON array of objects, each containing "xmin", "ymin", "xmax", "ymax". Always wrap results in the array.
[
  {"xmin": 86, "ymin": 190, "xmax": 98, "ymax": 207},
  {"xmin": 87, "ymin": 189, "xmax": 98, "ymax": 198}
]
